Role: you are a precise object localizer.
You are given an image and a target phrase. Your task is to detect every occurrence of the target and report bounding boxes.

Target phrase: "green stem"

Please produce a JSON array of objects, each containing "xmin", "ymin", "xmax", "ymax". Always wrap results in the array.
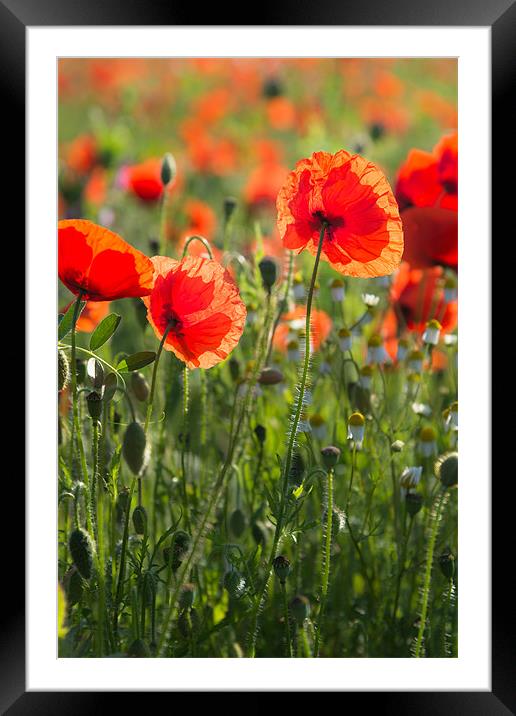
[
  {"xmin": 144, "ymin": 324, "xmax": 174, "ymax": 435},
  {"xmin": 90, "ymin": 420, "xmax": 100, "ymax": 543},
  {"xmin": 314, "ymin": 467, "xmax": 334, "ymax": 657},
  {"xmin": 180, "ymin": 365, "xmax": 191, "ymax": 531},
  {"xmin": 281, "ymin": 582, "xmax": 293, "ymax": 658},
  {"xmin": 247, "ymin": 223, "xmax": 327, "ymax": 658},
  {"xmin": 113, "ymin": 477, "xmax": 136, "ymax": 642},
  {"xmin": 414, "ymin": 489, "xmax": 448, "ymax": 657},
  {"xmin": 68, "ymin": 292, "xmax": 84, "ymax": 477},
  {"xmin": 181, "ymin": 235, "xmax": 213, "ymax": 259}
]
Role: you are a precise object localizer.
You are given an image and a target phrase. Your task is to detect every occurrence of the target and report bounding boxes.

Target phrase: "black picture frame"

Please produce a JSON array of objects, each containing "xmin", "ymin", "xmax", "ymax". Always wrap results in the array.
[{"xmin": 4, "ymin": 0, "xmax": 509, "ymax": 710}]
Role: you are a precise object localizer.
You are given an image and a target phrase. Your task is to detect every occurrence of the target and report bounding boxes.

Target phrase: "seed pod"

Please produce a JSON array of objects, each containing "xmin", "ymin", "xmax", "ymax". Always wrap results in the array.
[
  {"xmin": 435, "ymin": 452, "xmax": 458, "ymax": 488},
  {"xmin": 160, "ymin": 152, "xmax": 177, "ymax": 186},
  {"xmin": 86, "ymin": 391, "xmax": 103, "ymax": 420},
  {"xmin": 405, "ymin": 491, "xmax": 423, "ymax": 517},
  {"xmin": 320, "ymin": 445, "xmax": 341, "ymax": 470},
  {"xmin": 130, "ymin": 371, "xmax": 150, "ymax": 402},
  {"xmin": 273, "ymin": 555, "xmax": 291, "ymax": 584},
  {"xmin": 164, "ymin": 530, "xmax": 191, "ymax": 570},
  {"xmin": 258, "ymin": 256, "xmax": 279, "ymax": 292},
  {"xmin": 438, "ymin": 549, "xmax": 456, "ymax": 580},
  {"xmin": 122, "ymin": 422, "xmax": 147, "ymax": 475},
  {"xmin": 229, "ymin": 508, "xmax": 247, "ymax": 538},
  {"xmin": 223, "ymin": 569, "xmax": 246, "ymax": 599},
  {"xmin": 178, "ymin": 583, "xmax": 195, "ymax": 610},
  {"xmin": 132, "ymin": 505, "xmax": 147, "ymax": 535},
  {"xmin": 289, "ymin": 595, "xmax": 310, "ymax": 625},
  {"xmin": 127, "ymin": 638, "xmax": 150, "ymax": 657},
  {"xmin": 69, "ymin": 528, "xmax": 94, "ymax": 580},
  {"xmin": 58, "ymin": 349, "xmax": 70, "ymax": 392}
]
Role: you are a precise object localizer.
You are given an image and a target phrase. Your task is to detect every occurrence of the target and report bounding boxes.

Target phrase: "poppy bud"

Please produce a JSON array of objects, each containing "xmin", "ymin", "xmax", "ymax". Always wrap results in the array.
[
  {"xmin": 438, "ymin": 548, "xmax": 456, "ymax": 580},
  {"xmin": 289, "ymin": 595, "xmax": 310, "ymax": 625},
  {"xmin": 148, "ymin": 238, "xmax": 159, "ymax": 255},
  {"xmin": 122, "ymin": 421, "xmax": 147, "ymax": 476},
  {"xmin": 64, "ymin": 566, "xmax": 84, "ymax": 606},
  {"xmin": 178, "ymin": 608, "xmax": 200, "ymax": 638},
  {"xmin": 86, "ymin": 390, "xmax": 103, "ymax": 420},
  {"xmin": 130, "ymin": 371, "xmax": 150, "ymax": 402},
  {"xmin": 58, "ymin": 349, "xmax": 70, "ymax": 392},
  {"xmin": 178, "ymin": 583, "xmax": 195, "ymax": 610},
  {"xmin": 320, "ymin": 445, "xmax": 341, "ymax": 470},
  {"xmin": 252, "ymin": 521, "xmax": 268, "ymax": 545},
  {"xmin": 258, "ymin": 256, "xmax": 279, "ymax": 292},
  {"xmin": 160, "ymin": 152, "xmax": 177, "ymax": 186},
  {"xmin": 229, "ymin": 508, "xmax": 247, "ymax": 537},
  {"xmin": 435, "ymin": 452, "xmax": 458, "ymax": 488},
  {"xmin": 224, "ymin": 569, "xmax": 246, "ymax": 599},
  {"xmin": 254, "ymin": 424, "xmax": 266, "ymax": 444},
  {"xmin": 115, "ymin": 487, "xmax": 131, "ymax": 523},
  {"xmin": 164, "ymin": 530, "xmax": 191, "ymax": 570},
  {"xmin": 69, "ymin": 528, "xmax": 94, "ymax": 580},
  {"xmin": 127, "ymin": 638, "xmax": 150, "ymax": 658},
  {"xmin": 258, "ymin": 367, "xmax": 284, "ymax": 385},
  {"xmin": 405, "ymin": 491, "xmax": 423, "ymax": 517},
  {"xmin": 87, "ymin": 357, "xmax": 104, "ymax": 389},
  {"xmin": 369, "ymin": 122, "xmax": 385, "ymax": 142},
  {"xmin": 223, "ymin": 196, "xmax": 238, "ymax": 223},
  {"xmin": 273, "ymin": 555, "xmax": 291, "ymax": 584},
  {"xmin": 132, "ymin": 505, "xmax": 147, "ymax": 535}
]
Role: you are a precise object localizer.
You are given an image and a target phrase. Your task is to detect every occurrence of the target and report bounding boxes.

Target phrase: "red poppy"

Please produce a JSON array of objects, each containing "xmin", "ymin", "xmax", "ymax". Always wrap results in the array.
[
  {"xmin": 127, "ymin": 159, "xmax": 164, "ymax": 202},
  {"xmin": 180, "ymin": 199, "xmax": 217, "ymax": 242},
  {"xmin": 65, "ymin": 134, "xmax": 97, "ymax": 175},
  {"xmin": 401, "ymin": 206, "xmax": 458, "ymax": 271},
  {"xmin": 395, "ymin": 132, "xmax": 458, "ymax": 212},
  {"xmin": 245, "ymin": 161, "xmax": 289, "ymax": 208},
  {"xmin": 277, "ymin": 150, "xmax": 403, "ymax": 277},
  {"xmin": 273, "ymin": 305, "xmax": 332, "ymax": 353},
  {"xmin": 382, "ymin": 262, "xmax": 457, "ymax": 359},
  {"xmin": 58, "ymin": 219, "xmax": 154, "ymax": 301},
  {"xmin": 142, "ymin": 256, "xmax": 246, "ymax": 369}
]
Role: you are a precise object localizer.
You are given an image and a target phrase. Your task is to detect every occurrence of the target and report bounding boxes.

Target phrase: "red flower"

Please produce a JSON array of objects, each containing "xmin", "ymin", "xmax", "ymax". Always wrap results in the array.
[
  {"xmin": 395, "ymin": 132, "xmax": 458, "ymax": 212},
  {"xmin": 143, "ymin": 256, "xmax": 246, "ymax": 369},
  {"xmin": 58, "ymin": 219, "xmax": 154, "ymax": 301},
  {"xmin": 273, "ymin": 305, "xmax": 332, "ymax": 353},
  {"xmin": 401, "ymin": 206, "xmax": 458, "ymax": 271},
  {"xmin": 127, "ymin": 159, "xmax": 164, "ymax": 202},
  {"xmin": 276, "ymin": 150, "xmax": 403, "ymax": 277},
  {"xmin": 382, "ymin": 262, "xmax": 457, "ymax": 359}
]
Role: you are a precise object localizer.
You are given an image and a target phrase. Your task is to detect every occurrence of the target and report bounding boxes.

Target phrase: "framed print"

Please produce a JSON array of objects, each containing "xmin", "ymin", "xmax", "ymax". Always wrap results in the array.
[{"xmin": 2, "ymin": 0, "xmax": 510, "ymax": 709}]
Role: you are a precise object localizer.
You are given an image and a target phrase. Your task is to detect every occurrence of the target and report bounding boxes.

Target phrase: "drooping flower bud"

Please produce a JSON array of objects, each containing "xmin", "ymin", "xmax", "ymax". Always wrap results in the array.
[
  {"xmin": 223, "ymin": 196, "xmax": 238, "ymax": 224},
  {"xmin": 254, "ymin": 424, "xmax": 266, "ymax": 444},
  {"xmin": 86, "ymin": 390, "xmax": 103, "ymax": 421},
  {"xmin": 229, "ymin": 508, "xmax": 247, "ymax": 537},
  {"xmin": 289, "ymin": 595, "xmax": 310, "ymax": 625},
  {"xmin": 130, "ymin": 371, "xmax": 150, "ymax": 402},
  {"xmin": 69, "ymin": 528, "xmax": 94, "ymax": 580},
  {"xmin": 405, "ymin": 491, "xmax": 423, "ymax": 517},
  {"xmin": 223, "ymin": 569, "xmax": 246, "ymax": 599},
  {"xmin": 122, "ymin": 422, "xmax": 148, "ymax": 475},
  {"xmin": 438, "ymin": 548, "xmax": 456, "ymax": 579},
  {"xmin": 132, "ymin": 505, "xmax": 147, "ymax": 535},
  {"xmin": 258, "ymin": 256, "xmax": 279, "ymax": 292},
  {"xmin": 258, "ymin": 367, "xmax": 284, "ymax": 385},
  {"xmin": 434, "ymin": 452, "xmax": 458, "ymax": 488},
  {"xmin": 160, "ymin": 152, "xmax": 177, "ymax": 187}
]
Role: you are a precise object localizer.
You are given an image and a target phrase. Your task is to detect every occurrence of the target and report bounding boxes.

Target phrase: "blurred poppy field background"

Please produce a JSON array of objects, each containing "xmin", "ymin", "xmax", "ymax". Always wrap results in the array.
[{"xmin": 57, "ymin": 58, "xmax": 458, "ymax": 659}]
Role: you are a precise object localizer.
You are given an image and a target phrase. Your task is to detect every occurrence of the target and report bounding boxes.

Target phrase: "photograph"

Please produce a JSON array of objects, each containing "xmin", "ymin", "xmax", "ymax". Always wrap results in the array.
[{"xmin": 56, "ymin": 56, "xmax": 459, "ymax": 659}]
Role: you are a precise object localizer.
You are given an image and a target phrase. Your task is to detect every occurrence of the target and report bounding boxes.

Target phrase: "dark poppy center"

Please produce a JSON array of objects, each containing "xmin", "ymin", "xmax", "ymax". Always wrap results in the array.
[
  {"xmin": 312, "ymin": 211, "xmax": 345, "ymax": 238},
  {"xmin": 160, "ymin": 303, "xmax": 183, "ymax": 336}
]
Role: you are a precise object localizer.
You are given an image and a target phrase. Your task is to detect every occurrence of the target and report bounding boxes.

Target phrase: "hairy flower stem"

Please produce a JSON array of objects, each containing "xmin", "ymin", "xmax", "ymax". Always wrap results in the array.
[
  {"xmin": 90, "ymin": 420, "xmax": 100, "ymax": 543},
  {"xmin": 281, "ymin": 582, "xmax": 293, "ymax": 658},
  {"xmin": 265, "ymin": 249, "xmax": 294, "ymax": 365},
  {"xmin": 180, "ymin": 366, "xmax": 191, "ymax": 532},
  {"xmin": 247, "ymin": 223, "xmax": 327, "ymax": 658},
  {"xmin": 314, "ymin": 467, "xmax": 334, "ymax": 657},
  {"xmin": 414, "ymin": 488, "xmax": 448, "ymax": 657},
  {"xmin": 158, "ymin": 190, "xmax": 170, "ymax": 257},
  {"xmin": 68, "ymin": 291, "xmax": 84, "ymax": 477},
  {"xmin": 392, "ymin": 512, "xmax": 415, "ymax": 622},
  {"xmin": 156, "ymin": 297, "xmax": 274, "ymax": 657},
  {"xmin": 113, "ymin": 477, "xmax": 136, "ymax": 642}
]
